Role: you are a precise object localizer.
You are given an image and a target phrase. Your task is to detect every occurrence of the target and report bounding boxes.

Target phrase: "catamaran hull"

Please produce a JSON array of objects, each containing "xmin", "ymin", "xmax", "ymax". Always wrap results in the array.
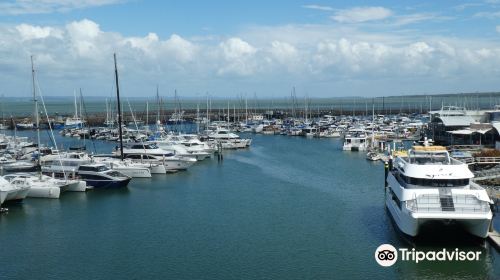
[
  {"xmin": 4, "ymin": 188, "xmax": 30, "ymax": 202},
  {"xmin": 67, "ymin": 181, "xmax": 87, "ymax": 192},
  {"xmin": 385, "ymin": 194, "xmax": 492, "ymax": 238},
  {"xmin": 149, "ymin": 164, "xmax": 166, "ymax": 174},
  {"xmin": 27, "ymin": 187, "xmax": 60, "ymax": 199},
  {"xmin": 0, "ymin": 190, "xmax": 8, "ymax": 204},
  {"xmin": 343, "ymin": 145, "xmax": 367, "ymax": 151}
]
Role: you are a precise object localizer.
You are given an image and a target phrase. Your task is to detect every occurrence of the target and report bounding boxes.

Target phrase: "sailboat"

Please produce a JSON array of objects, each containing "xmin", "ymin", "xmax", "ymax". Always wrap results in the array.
[
  {"xmin": 64, "ymin": 91, "xmax": 85, "ymax": 128},
  {"xmin": 80, "ymin": 54, "xmax": 134, "ymax": 185}
]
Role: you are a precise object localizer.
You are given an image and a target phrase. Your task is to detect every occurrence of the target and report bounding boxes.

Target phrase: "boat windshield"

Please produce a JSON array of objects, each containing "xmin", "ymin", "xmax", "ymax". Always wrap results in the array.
[
  {"xmin": 409, "ymin": 151, "xmax": 450, "ymax": 165},
  {"xmin": 106, "ymin": 170, "xmax": 125, "ymax": 177}
]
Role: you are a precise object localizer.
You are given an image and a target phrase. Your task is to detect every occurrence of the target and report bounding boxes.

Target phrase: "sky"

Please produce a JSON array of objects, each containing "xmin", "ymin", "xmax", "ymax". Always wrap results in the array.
[{"xmin": 1, "ymin": 0, "xmax": 500, "ymax": 98}]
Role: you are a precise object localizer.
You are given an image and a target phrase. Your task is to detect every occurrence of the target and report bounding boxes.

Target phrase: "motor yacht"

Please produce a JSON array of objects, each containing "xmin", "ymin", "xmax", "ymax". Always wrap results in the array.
[
  {"xmin": 385, "ymin": 145, "xmax": 492, "ymax": 238},
  {"xmin": 77, "ymin": 164, "xmax": 131, "ymax": 189}
]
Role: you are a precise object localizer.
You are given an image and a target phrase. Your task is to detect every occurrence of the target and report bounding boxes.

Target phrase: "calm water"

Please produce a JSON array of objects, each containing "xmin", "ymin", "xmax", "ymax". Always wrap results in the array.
[{"xmin": 0, "ymin": 132, "xmax": 499, "ymax": 279}]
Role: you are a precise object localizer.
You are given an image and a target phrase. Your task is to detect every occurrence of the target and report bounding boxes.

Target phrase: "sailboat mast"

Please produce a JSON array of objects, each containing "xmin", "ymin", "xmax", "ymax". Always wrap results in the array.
[
  {"xmin": 245, "ymin": 97, "xmax": 248, "ymax": 125},
  {"xmin": 31, "ymin": 55, "xmax": 41, "ymax": 166},
  {"xmin": 74, "ymin": 90, "xmax": 78, "ymax": 119},
  {"xmin": 146, "ymin": 101, "xmax": 149, "ymax": 129},
  {"xmin": 196, "ymin": 102, "xmax": 200, "ymax": 134},
  {"xmin": 114, "ymin": 53, "xmax": 124, "ymax": 161}
]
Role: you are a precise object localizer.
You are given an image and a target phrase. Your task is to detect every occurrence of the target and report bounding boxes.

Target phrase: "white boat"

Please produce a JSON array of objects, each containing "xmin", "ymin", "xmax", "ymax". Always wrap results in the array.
[
  {"xmin": 4, "ymin": 173, "xmax": 61, "ymax": 199},
  {"xmin": 123, "ymin": 154, "xmax": 194, "ymax": 171},
  {"xmin": 342, "ymin": 129, "xmax": 369, "ymax": 151},
  {"xmin": 120, "ymin": 143, "xmax": 196, "ymax": 171},
  {"xmin": 93, "ymin": 157, "xmax": 152, "ymax": 178},
  {"xmin": 0, "ymin": 176, "xmax": 30, "ymax": 204},
  {"xmin": 153, "ymin": 141, "xmax": 211, "ymax": 161},
  {"xmin": 366, "ymin": 151, "xmax": 381, "ymax": 161},
  {"xmin": 385, "ymin": 145, "xmax": 492, "ymax": 238},
  {"xmin": 207, "ymin": 128, "xmax": 251, "ymax": 149}
]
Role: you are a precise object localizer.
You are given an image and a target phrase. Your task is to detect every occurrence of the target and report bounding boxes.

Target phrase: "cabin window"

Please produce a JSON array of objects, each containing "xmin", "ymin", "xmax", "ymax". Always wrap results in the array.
[
  {"xmin": 404, "ymin": 176, "xmax": 469, "ymax": 187},
  {"xmin": 107, "ymin": 171, "xmax": 124, "ymax": 177},
  {"xmin": 79, "ymin": 166, "xmax": 96, "ymax": 171},
  {"xmin": 81, "ymin": 174, "xmax": 107, "ymax": 180}
]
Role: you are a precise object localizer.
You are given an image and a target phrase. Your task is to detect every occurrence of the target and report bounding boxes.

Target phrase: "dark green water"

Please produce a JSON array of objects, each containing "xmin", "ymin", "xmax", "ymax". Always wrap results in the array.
[{"xmin": 0, "ymin": 133, "xmax": 499, "ymax": 279}]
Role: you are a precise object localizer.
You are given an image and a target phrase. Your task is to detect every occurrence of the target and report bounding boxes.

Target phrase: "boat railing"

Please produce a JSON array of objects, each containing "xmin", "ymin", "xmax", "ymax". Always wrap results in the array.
[{"xmin": 408, "ymin": 194, "xmax": 490, "ymax": 213}]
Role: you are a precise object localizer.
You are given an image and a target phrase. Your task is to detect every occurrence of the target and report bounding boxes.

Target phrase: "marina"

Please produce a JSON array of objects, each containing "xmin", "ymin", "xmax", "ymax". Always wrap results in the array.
[
  {"xmin": 0, "ymin": 128, "xmax": 498, "ymax": 279},
  {"xmin": 3, "ymin": 1, "xmax": 500, "ymax": 279}
]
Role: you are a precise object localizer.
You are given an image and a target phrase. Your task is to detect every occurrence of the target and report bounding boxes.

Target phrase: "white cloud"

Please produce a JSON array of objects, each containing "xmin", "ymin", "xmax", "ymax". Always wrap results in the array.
[
  {"xmin": 331, "ymin": 7, "xmax": 393, "ymax": 23},
  {"xmin": 218, "ymin": 37, "xmax": 258, "ymax": 76},
  {"xmin": 392, "ymin": 13, "xmax": 452, "ymax": 26},
  {"xmin": 16, "ymin": 24, "xmax": 63, "ymax": 40},
  {"xmin": 496, "ymin": 25, "xmax": 500, "ymax": 33},
  {"xmin": 0, "ymin": 0, "xmax": 122, "ymax": 15},
  {"xmin": 2, "ymin": 19, "xmax": 500, "ymax": 97},
  {"xmin": 161, "ymin": 34, "xmax": 198, "ymax": 63},
  {"xmin": 302, "ymin": 5, "xmax": 334, "ymax": 11}
]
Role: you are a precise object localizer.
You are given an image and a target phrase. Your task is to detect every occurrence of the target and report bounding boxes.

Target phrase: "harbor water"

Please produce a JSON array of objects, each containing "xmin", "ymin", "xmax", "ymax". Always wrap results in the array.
[{"xmin": 0, "ymin": 132, "xmax": 499, "ymax": 279}]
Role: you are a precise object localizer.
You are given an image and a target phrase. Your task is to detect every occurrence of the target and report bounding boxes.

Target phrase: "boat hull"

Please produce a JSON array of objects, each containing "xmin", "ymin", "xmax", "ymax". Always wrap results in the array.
[
  {"xmin": 112, "ymin": 167, "xmax": 151, "ymax": 178},
  {"xmin": 67, "ymin": 181, "xmax": 87, "ymax": 192},
  {"xmin": 385, "ymin": 189, "xmax": 492, "ymax": 238},
  {"xmin": 27, "ymin": 186, "xmax": 60, "ymax": 199},
  {"xmin": 83, "ymin": 178, "xmax": 131, "ymax": 189}
]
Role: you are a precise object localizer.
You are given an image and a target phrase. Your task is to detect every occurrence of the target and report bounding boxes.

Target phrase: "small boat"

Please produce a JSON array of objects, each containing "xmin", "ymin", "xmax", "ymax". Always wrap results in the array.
[{"xmin": 366, "ymin": 151, "xmax": 381, "ymax": 161}]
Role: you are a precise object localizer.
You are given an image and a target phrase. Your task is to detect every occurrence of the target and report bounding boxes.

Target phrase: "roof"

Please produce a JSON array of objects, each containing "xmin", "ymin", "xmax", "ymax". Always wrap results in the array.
[
  {"xmin": 413, "ymin": 146, "xmax": 447, "ymax": 152},
  {"xmin": 435, "ymin": 116, "xmax": 475, "ymax": 127}
]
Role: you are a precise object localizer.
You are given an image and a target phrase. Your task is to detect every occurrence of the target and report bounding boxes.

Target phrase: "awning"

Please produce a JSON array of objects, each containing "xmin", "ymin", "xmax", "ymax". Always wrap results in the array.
[
  {"xmin": 447, "ymin": 128, "xmax": 492, "ymax": 135},
  {"xmin": 436, "ymin": 116, "xmax": 475, "ymax": 127}
]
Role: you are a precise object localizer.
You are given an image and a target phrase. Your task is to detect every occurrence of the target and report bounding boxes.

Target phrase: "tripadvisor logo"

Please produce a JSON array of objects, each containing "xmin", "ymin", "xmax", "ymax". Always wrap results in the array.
[
  {"xmin": 375, "ymin": 244, "xmax": 482, "ymax": 267},
  {"xmin": 375, "ymin": 244, "xmax": 398, "ymax": 267}
]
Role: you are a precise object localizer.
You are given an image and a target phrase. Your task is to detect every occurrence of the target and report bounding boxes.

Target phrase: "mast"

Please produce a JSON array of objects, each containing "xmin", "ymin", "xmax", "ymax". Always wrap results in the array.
[
  {"xmin": 371, "ymin": 99, "xmax": 375, "ymax": 148},
  {"xmin": 74, "ymin": 90, "xmax": 78, "ymax": 119},
  {"xmin": 156, "ymin": 85, "xmax": 160, "ymax": 126},
  {"xmin": 196, "ymin": 102, "xmax": 200, "ymax": 134},
  {"xmin": 206, "ymin": 93, "xmax": 209, "ymax": 126},
  {"xmin": 146, "ymin": 101, "xmax": 149, "ymax": 130},
  {"xmin": 79, "ymin": 88, "xmax": 83, "ymax": 122},
  {"xmin": 114, "ymin": 53, "xmax": 124, "ymax": 161},
  {"xmin": 245, "ymin": 96, "xmax": 248, "ymax": 125},
  {"xmin": 31, "ymin": 55, "xmax": 41, "ymax": 168},
  {"xmin": 79, "ymin": 88, "xmax": 86, "ymax": 145}
]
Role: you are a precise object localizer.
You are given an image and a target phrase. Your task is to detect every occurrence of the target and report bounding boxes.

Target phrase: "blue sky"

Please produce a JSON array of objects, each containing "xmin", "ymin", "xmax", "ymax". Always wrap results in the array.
[{"xmin": 1, "ymin": 0, "xmax": 500, "ymax": 98}]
